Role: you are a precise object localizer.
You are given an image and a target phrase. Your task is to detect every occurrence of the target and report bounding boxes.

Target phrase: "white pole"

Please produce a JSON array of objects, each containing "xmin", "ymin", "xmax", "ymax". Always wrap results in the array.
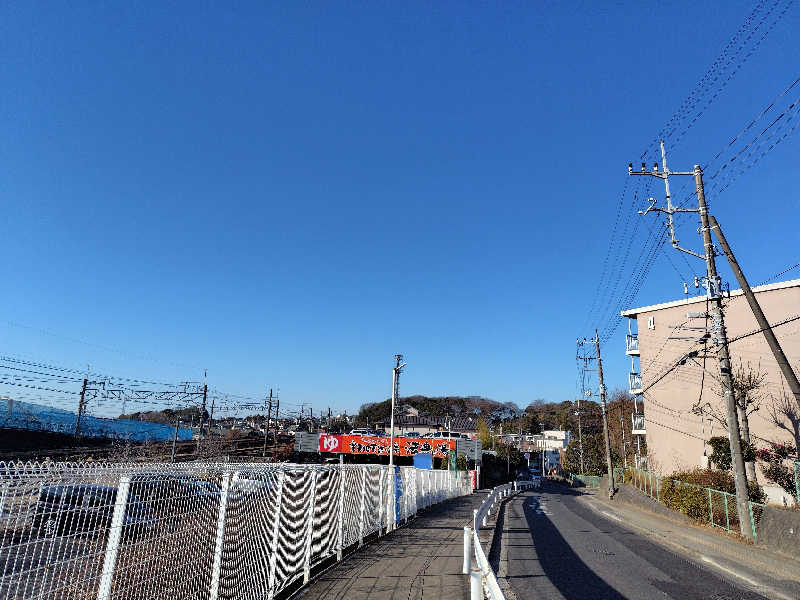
[
  {"xmin": 470, "ymin": 567, "xmax": 482, "ymax": 600},
  {"xmin": 97, "ymin": 475, "xmax": 130, "ymax": 600},
  {"xmin": 209, "ymin": 472, "xmax": 233, "ymax": 600},
  {"xmin": 462, "ymin": 526, "xmax": 472, "ymax": 574},
  {"xmin": 388, "ymin": 366, "xmax": 396, "ymax": 530}
]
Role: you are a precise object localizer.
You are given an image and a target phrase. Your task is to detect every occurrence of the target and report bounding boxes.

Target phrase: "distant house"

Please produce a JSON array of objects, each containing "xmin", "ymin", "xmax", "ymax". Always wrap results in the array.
[{"xmin": 373, "ymin": 415, "xmax": 478, "ymax": 437}]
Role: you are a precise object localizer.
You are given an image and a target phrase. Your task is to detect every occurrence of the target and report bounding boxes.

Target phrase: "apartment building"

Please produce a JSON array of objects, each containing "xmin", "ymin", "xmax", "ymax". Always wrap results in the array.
[{"xmin": 622, "ymin": 278, "xmax": 800, "ymax": 504}]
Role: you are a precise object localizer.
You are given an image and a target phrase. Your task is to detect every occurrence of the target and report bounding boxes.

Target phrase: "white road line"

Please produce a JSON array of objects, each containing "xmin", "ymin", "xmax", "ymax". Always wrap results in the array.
[
  {"xmin": 699, "ymin": 556, "xmax": 760, "ymax": 587},
  {"xmin": 699, "ymin": 555, "xmax": 793, "ymax": 600},
  {"xmin": 601, "ymin": 511, "xmax": 622, "ymax": 522}
]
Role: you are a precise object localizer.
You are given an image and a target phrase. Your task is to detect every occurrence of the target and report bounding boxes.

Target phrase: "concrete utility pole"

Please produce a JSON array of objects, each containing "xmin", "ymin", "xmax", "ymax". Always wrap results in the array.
[
  {"xmin": 274, "ymin": 393, "xmax": 280, "ymax": 446},
  {"xmin": 595, "ymin": 331, "xmax": 616, "ymax": 498},
  {"xmin": 620, "ymin": 410, "xmax": 627, "ymax": 469},
  {"xmin": 171, "ymin": 418, "xmax": 180, "ymax": 463},
  {"xmin": 629, "ymin": 144, "xmax": 752, "ymax": 539},
  {"xmin": 577, "ymin": 397, "xmax": 585, "ymax": 474},
  {"xmin": 74, "ymin": 377, "xmax": 88, "ymax": 436},
  {"xmin": 388, "ymin": 354, "xmax": 406, "ymax": 531}
]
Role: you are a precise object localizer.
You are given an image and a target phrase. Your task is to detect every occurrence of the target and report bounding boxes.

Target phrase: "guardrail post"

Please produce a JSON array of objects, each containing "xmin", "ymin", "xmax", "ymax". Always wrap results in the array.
[
  {"xmin": 97, "ymin": 475, "xmax": 130, "ymax": 600},
  {"xmin": 470, "ymin": 567, "xmax": 482, "ymax": 600},
  {"xmin": 303, "ymin": 469, "xmax": 318, "ymax": 584},
  {"xmin": 462, "ymin": 526, "xmax": 472, "ymax": 574},
  {"xmin": 209, "ymin": 471, "xmax": 233, "ymax": 600},
  {"xmin": 267, "ymin": 470, "xmax": 286, "ymax": 600},
  {"xmin": 473, "ymin": 508, "xmax": 478, "ymax": 531},
  {"xmin": 337, "ymin": 466, "xmax": 345, "ymax": 560},
  {"xmin": 358, "ymin": 467, "xmax": 367, "ymax": 545}
]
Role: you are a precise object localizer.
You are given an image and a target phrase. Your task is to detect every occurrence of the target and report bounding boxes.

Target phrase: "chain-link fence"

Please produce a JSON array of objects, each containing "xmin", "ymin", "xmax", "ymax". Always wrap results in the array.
[
  {"xmin": 0, "ymin": 461, "xmax": 471, "ymax": 599},
  {"xmin": 748, "ymin": 501, "xmax": 765, "ymax": 542}
]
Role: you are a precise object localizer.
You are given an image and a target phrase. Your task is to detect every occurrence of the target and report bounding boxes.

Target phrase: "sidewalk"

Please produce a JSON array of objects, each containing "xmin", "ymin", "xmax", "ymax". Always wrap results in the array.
[
  {"xmin": 583, "ymin": 485, "xmax": 800, "ymax": 598},
  {"xmin": 299, "ymin": 492, "xmax": 486, "ymax": 600}
]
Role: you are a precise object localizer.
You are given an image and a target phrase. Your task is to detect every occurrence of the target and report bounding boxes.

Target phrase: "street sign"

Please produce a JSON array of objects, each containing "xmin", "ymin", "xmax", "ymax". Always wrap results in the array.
[
  {"xmin": 294, "ymin": 432, "xmax": 320, "ymax": 453},
  {"xmin": 524, "ymin": 452, "xmax": 530, "ymax": 460},
  {"xmin": 457, "ymin": 439, "xmax": 483, "ymax": 463}
]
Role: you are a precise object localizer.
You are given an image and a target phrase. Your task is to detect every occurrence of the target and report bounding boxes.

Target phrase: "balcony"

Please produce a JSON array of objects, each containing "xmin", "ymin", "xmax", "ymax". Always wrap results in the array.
[
  {"xmin": 625, "ymin": 333, "xmax": 640, "ymax": 355},
  {"xmin": 631, "ymin": 413, "xmax": 646, "ymax": 435},
  {"xmin": 629, "ymin": 372, "xmax": 643, "ymax": 395}
]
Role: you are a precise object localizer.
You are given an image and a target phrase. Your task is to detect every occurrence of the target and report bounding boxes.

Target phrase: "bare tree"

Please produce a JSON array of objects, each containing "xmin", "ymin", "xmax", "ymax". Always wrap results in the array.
[{"xmin": 766, "ymin": 386, "xmax": 800, "ymax": 453}]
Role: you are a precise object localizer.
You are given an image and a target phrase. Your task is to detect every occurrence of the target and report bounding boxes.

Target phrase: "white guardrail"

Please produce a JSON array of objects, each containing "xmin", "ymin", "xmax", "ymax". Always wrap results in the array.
[
  {"xmin": 464, "ymin": 479, "xmax": 540, "ymax": 600},
  {"xmin": 0, "ymin": 461, "xmax": 472, "ymax": 599}
]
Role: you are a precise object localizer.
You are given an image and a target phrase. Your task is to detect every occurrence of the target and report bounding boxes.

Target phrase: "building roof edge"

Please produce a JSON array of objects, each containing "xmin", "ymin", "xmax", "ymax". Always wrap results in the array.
[{"xmin": 620, "ymin": 278, "xmax": 800, "ymax": 318}]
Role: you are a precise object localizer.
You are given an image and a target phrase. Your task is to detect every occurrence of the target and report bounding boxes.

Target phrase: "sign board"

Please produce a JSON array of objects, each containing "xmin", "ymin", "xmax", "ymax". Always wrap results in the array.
[
  {"xmin": 295, "ymin": 432, "xmax": 320, "ymax": 453},
  {"xmin": 413, "ymin": 453, "xmax": 434, "ymax": 470},
  {"xmin": 524, "ymin": 452, "xmax": 530, "ymax": 460},
  {"xmin": 456, "ymin": 439, "xmax": 483, "ymax": 463},
  {"xmin": 318, "ymin": 434, "xmax": 455, "ymax": 458}
]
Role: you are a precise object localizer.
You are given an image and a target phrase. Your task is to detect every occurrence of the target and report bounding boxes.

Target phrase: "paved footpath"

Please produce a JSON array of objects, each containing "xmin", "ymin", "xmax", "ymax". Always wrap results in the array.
[
  {"xmin": 495, "ymin": 482, "xmax": 800, "ymax": 600},
  {"xmin": 299, "ymin": 492, "xmax": 486, "ymax": 600}
]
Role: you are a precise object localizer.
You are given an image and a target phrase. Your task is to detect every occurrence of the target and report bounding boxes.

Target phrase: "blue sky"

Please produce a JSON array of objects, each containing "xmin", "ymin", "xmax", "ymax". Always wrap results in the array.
[{"xmin": 1, "ymin": 1, "xmax": 798, "ymax": 418}]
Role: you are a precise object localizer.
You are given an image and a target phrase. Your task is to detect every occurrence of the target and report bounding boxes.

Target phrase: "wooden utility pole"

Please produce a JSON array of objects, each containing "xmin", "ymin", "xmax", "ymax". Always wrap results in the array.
[{"xmin": 595, "ymin": 331, "xmax": 615, "ymax": 498}]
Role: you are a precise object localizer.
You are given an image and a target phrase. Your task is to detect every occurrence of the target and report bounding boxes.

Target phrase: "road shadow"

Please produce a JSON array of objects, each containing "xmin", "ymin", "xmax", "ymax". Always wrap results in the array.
[{"xmin": 522, "ymin": 485, "xmax": 627, "ymax": 600}]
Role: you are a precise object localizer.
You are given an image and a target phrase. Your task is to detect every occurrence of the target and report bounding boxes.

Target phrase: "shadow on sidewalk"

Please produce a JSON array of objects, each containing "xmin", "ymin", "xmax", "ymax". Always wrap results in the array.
[{"xmin": 522, "ymin": 485, "xmax": 626, "ymax": 600}]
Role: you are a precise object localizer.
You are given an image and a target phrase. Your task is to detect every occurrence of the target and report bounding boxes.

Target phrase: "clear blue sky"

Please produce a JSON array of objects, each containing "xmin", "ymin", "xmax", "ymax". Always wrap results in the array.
[{"xmin": 1, "ymin": 2, "xmax": 798, "ymax": 418}]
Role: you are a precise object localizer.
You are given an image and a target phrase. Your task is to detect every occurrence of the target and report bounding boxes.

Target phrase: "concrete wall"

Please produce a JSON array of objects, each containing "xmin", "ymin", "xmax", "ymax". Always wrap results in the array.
[
  {"xmin": 631, "ymin": 281, "xmax": 800, "ymax": 483},
  {"xmin": 755, "ymin": 505, "xmax": 800, "ymax": 556}
]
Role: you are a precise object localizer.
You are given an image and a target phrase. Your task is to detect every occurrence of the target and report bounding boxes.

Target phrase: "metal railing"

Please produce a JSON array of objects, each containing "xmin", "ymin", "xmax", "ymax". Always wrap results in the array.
[
  {"xmin": 466, "ymin": 480, "xmax": 539, "ymax": 600},
  {"xmin": 628, "ymin": 372, "xmax": 643, "ymax": 394},
  {"xmin": 0, "ymin": 461, "xmax": 472, "ymax": 599},
  {"xmin": 625, "ymin": 334, "xmax": 639, "ymax": 354},
  {"xmin": 621, "ymin": 467, "xmax": 767, "ymax": 540},
  {"xmin": 795, "ymin": 461, "xmax": 800, "ymax": 507},
  {"xmin": 631, "ymin": 413, "xmax": 646, "ymax": 433}
]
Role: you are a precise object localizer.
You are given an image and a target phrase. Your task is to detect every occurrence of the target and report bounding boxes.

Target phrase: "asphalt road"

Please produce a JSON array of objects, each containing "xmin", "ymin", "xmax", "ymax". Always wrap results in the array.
[{"xmin": 498, "ymin": 483, "xmax": 779, "ymax": 600}]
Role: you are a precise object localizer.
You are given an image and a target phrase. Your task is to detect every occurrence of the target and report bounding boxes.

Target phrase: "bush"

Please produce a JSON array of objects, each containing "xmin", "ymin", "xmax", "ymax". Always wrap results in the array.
[{"xmin": 656, "ymin": 468, "xmax": 766, "ymax": 525}]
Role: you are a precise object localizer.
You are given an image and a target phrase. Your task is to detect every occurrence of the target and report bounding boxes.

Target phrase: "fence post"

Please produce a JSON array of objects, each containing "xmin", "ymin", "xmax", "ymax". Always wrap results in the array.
[
  {"xmin": 303, "ymin": 469, "xmax": 318, "ymax": 584},
  {"xmin": 267, "ymin": 470, "xmax": 286, "ymax": 600},
  {"xmin": 462, "ymin": 526, "xmax": 472, "ymax": 574},
  {"xmin": 749, "ymin": 502, "xmax": 757, "ymax": 542},
  {"xmin": 707, "ymin": 488, "xmax": 713, "ymax": 527},
  {"xmin": 724, "ymin": 492, "xmax": 730, "ymax": 532},
  {"xmin": 794, "ymin": 462, "xmax": 799, "ymax": 507},
  {"xmin": 97, "ymin": 475, "xmax": 130, "ymax": 600},
  {"xmin": 337, "ymin": 466, "xmax": 345, "ymax": 560},
  {"xmin": 209, "ymin": 471, "xmax": 233, "ymax": 600},
  {"xmin": 358, "ymin": 467, "xmax": 367, "ymax": 545},
  {"xmin": 378, "ymin": 466, "xmax": 385, "ymax": 535}
]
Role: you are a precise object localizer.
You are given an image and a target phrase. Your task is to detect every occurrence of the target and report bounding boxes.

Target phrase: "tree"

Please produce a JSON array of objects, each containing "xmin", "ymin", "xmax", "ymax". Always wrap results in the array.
[
  {"xmin": 707, "ymin": 435, "xmax": 755, "ymax": 470},
  {"xmin": 476, "ymin": 418, "xmax": 492, "ymax": 448},
  {"xmin": 563, "ymin": 433, "xmax": 618, "ymax": 476}
]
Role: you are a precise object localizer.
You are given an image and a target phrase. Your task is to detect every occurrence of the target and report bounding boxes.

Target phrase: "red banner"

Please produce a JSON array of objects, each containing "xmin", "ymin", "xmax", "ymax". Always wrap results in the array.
[{"xmin": 319, "ymin": 434, "xmax": 455, "ymax": 458}]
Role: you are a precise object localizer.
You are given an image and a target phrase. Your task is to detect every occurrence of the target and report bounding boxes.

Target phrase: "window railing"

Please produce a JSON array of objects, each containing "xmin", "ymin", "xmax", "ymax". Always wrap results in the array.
[
  {"xmin": 626, "ymin": 334, "xmax": 639, "ymax": 353},
  {"xmin": 629, "ymin": 372, "xmax": 643, "ymax": 393}
]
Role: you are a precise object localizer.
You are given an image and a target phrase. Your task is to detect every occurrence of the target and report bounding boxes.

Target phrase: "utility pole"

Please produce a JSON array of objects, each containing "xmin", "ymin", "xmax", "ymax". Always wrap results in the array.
[
  {"xmin": 264, "ymin": 388, "xmax": 272, "ymax": 458},
  {"xmin": 274, "ymin": 393, "xmax": 280, "ymax": 446},
  {"xmin": 388, "ymin": 354, "xmax": 406, "ymax": 531},
  {"xmin": 630, "ymin": 144, "xmax": 752, "ymax": 539},
  {"xmin": 171, "ymin": 418, "xmax": 180, "ymax": 463},
  {"xmin": 709, "ymin": 216, "xmax": 800, "ymax": 403},
  {"xmin": 578, "ymin": 406, "xmax": 584, "ymax": 473},
  {"xmin": 595, "ymin": 331, "xmax": 615, "ymax": 498},
  {"xmin": 74, "ymin": 377, "xmax": 88, "ymax": 436},
  {"xmin": 620, "ymin": 410, "xmax": 627, "ymax": 469}
]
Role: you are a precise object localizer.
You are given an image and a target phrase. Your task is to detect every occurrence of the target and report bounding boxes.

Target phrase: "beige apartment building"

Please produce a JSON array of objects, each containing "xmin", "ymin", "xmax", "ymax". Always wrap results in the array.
[{"xmin": 621, "ymin": 278, "xmax": 800, "ymax": 505}]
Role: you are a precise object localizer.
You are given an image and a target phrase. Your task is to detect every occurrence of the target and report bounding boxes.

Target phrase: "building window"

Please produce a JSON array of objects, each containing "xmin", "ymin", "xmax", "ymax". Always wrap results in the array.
[{"xmin": 648, "ymin": 316, "xmax": 655, "ymax": 330}]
